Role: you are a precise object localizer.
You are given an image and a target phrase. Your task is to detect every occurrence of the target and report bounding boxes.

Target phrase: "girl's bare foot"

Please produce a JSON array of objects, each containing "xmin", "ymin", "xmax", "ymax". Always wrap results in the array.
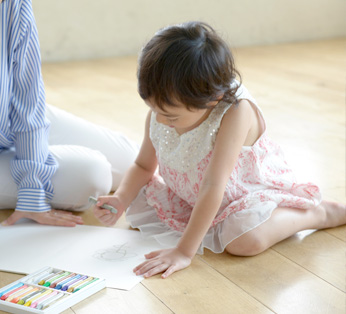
[{"xmin": 318, "ymin": 200, "xmax": 346, "ymax": 229}]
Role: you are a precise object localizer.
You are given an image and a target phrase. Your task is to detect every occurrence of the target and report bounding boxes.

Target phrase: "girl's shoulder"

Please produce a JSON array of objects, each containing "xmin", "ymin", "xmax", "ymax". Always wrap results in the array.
[
  {"xmin": 220, "ymin": 99, "xmax": 266, "ymax": 147},
  {"xmin": 211, "ymin": 82, "xmax": 262, "ymax": 126}
]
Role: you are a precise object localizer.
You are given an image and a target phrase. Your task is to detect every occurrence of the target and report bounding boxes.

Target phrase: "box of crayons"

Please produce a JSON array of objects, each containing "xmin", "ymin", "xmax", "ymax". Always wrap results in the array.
[{"xmin": 0, "ymin": 267, "xmax": 105, "ymax": 314}]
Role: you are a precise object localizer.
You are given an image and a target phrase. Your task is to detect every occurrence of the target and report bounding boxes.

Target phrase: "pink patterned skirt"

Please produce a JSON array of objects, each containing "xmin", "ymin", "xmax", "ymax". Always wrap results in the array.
[{"xmin": 126, "ymin": 133, "xmax": 321, "ymax": 254}]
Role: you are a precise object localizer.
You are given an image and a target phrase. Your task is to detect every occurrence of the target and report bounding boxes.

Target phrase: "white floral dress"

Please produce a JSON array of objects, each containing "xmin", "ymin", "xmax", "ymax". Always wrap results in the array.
[{"xmin": 126, "ymin": 83, "xmax": 321, "ymax": 254}]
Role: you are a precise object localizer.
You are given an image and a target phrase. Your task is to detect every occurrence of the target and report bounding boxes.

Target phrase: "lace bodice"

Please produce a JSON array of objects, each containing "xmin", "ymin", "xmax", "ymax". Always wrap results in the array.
[{"xmin": 149, "ymin": 83, "xmax": 257, "ymax": 176}]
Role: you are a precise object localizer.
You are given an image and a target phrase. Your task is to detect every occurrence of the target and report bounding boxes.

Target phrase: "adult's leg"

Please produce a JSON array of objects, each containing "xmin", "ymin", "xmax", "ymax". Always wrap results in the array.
[
  {"xmin": 0, "ymin": 145, "xmax": 112, "ymax": 211},
  {"xmin": 49, "ymin": 145, "xmax": 112, "ymax": 211},
  {"xmin": 46, "ymin": 104, "xmax": 139, "ymax": 191},
  {"xmin": 0, "ymin": 148, "xmax": 18, "ymax": 209},
  {"xmin": 226, "ymin": 202, "xmax": 346, "ymax": 256}
]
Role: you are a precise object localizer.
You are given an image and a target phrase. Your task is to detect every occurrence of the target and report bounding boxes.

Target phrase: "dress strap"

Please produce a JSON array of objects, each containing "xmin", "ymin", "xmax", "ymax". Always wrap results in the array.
[{"xmin": 234, "ymin": 82, "xmax": 266, "ymax": 132}]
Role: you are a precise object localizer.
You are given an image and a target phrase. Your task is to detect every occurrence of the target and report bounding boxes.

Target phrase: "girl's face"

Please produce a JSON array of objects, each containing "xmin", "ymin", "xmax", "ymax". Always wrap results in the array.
[{"xmin": 146, "ymin": 99, "xmax": 218, "ymax": 135}]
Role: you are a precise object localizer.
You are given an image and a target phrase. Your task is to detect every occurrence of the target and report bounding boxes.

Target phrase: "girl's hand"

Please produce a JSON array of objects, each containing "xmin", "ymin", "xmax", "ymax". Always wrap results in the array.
[
  {"xmin": 93, "ymin": 195, "xmax": 125, "ymax": 226},
  {"xmin": 1, "ymin": 209, "xmax": 83, "ymax": 227},
  {"xmin": 133, "ymin": 248, "xmax": 192, "ymax": 279}
]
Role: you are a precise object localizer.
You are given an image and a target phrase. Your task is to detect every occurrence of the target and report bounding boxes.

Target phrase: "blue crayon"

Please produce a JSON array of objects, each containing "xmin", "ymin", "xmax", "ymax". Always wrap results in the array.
[
  {"xmin": 0, "ymin": 283, "xmax": 24, "ymax": 298},
  {"xmin": 56, "ymin": 274, "xmax": 81, "ymax": 290}
]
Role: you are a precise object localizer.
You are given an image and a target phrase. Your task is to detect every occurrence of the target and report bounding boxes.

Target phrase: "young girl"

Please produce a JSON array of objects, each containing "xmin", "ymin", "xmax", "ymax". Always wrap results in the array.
[{"xmin": 93, "ymin": 21, "xmax": 346, "ymax": 279}]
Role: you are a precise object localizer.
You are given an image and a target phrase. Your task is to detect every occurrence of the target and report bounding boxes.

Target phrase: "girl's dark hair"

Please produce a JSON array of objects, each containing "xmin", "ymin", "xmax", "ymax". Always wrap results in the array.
[{"xmin": 138, "ymin": 21, "xmax": 241, "ymax": 111}]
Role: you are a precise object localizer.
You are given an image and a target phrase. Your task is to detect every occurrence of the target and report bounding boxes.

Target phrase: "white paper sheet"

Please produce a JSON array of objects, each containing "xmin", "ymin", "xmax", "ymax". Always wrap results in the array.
[{"xmin": 0, "ymin": 221, "xmax": 165, "ymax": 290}]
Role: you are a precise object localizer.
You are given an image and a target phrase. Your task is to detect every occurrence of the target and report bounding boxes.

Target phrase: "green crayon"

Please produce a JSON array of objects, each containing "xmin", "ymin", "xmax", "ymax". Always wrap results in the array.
[
  {"xmin": 89, "ymin": 196, "xmax": 117, "ymax": 214},
  {"xmin": 73, "ymin": 278, "xmax": 99, "ymax": 293}
]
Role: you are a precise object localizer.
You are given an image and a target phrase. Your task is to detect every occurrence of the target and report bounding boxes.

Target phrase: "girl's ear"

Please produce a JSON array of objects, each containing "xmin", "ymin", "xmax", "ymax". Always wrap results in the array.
[
  {"xmin": 216, "ymin": 93, "xmax": 225, "ymax": 101},
  {"xmin": 208, "ymin": 94, "xmax": 224, "ymax": 107},
  {"xmin": 208, "ymin": 100, "xmax": 219, "ymax": 107}
]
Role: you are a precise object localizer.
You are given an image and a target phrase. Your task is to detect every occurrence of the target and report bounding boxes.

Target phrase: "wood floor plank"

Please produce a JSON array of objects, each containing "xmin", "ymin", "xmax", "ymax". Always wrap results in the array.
[
  {"xmin": 325, "ymin": 226, "xmax": 346, "ymax": 242},
  {"xmin": 69, "ymin": 284, "xmax": 172, "ymax": 314},
  {"xmin": 201, "ymin": 249, "xmax": 345, "ymax": 314},
  {"xmin": 0, "ymin": 272, "xmax": 24, "ymax": 291},
  {"xmin": 142, "ymin": 257, "xmax": 273, "ymax": 314},
  {"xmin": 42, "ymin": 56, "xmax": 146, "ymax": 144},
  {"xmin": 272, "ymin": 229, "xmax": 346, "ymax": 291},
  {"xmin": 0, "ymin": 209, "xmax": 12, "ymax": 221}
]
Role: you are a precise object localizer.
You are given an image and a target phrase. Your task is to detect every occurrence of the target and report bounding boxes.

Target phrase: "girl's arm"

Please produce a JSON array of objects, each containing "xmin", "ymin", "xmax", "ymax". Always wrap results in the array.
[
  {"xmin": 115, "ymin": 111, "xmax": 158, "ymax": 206},
  {"xmin": 134, "ymin": 100, "xmax": 258, "ymax": 278},
  {"xmin": 94, "ymin": 111, "xmax": 157, "ymax": 225}
]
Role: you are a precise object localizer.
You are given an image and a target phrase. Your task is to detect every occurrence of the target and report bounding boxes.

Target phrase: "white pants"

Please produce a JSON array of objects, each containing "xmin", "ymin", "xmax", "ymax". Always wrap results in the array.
[{"xmin": 0, "ymin": 105, "xmax": 139, "ymax": 211}]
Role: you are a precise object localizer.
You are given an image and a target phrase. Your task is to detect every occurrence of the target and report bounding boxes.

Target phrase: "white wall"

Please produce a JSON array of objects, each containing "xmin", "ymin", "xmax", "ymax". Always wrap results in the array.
[{"xmin": 32, "ymin": 0, "xmax": 346, "ymax": 62}]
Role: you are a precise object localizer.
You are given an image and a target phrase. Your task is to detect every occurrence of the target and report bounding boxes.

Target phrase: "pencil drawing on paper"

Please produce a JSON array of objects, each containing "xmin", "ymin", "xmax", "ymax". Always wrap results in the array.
[{"xmin": 93, "ymin": 243, "xmax": 138, "ymax": 262}]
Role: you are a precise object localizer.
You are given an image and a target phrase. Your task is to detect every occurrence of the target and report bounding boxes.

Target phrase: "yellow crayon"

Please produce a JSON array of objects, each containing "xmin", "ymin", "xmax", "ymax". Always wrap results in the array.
[
  {"xmin": 17, "ymin": 289, "xmax": 43, "ymax": 306},
  {"xmin": 12, "ymin": 287, "xmax": 39, "ymax": 303},
  {"xmin": 18, "ymin": 289, "xmax": 43, "ymax": 305},
  {"xmin": 38, "ymin": 272, "xmax": 57, "ymax": 286},
  {"xmin": 24, "ymin": 290, "xmax": 52, "ymax": 307}
]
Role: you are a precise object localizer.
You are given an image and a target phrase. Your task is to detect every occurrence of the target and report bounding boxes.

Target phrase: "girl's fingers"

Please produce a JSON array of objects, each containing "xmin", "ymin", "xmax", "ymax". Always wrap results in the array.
[
  {"xmin": 94, "ymin": 208, "xmax": 111, "ymax": 218},
  {"xmin": 143, "ymin": 263, "xmax": 169, "ymax": 278},
  {"xmin": 95, "ymin": 196, "xmax": 110, "ymax": 205},
  {"xmin": 144, "ymin": 250, "xmax": 162, "ymax": 259},
  {"xmin": 94, "ymin": 207, "xmax": 119, "ymax": 226},
  {"xmin": 133, "ymin": 259, "xmax": 154, "ymax": 273},
  {"xmin": 101, "ymin": 214, "xmax": 117, "ymax": 226},
  {"xmin": 162, "ymin": 265, "xmax": 176, "ymax": 279},
  {"xmin": 133, "ymin": 261, "xmax": 149, "ymax": 273},
  {"xmin": 134, "ymin": 259, "xmax": 162, "ymax": 275}
]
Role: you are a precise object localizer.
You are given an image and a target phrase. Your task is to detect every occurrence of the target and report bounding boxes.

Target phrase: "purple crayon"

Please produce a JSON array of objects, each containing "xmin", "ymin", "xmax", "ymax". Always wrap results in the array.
[
  {"xmin": 61, "ymin": 275, "xmax": 87, "ymax": 291},
  {"xmin": 55, "ymin": 274, "xmax": 79, "ymax": 290}
]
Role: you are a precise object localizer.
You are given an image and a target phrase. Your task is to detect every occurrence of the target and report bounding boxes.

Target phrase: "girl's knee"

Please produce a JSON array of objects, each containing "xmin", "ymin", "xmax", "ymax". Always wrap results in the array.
[{"xmin": 225, "ymin": 233, "xmax": 267, "ymax": 256}]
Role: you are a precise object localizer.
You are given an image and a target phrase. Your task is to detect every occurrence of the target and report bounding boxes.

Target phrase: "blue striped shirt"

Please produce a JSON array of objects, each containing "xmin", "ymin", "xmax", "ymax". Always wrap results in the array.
[{"xmin": 0, "ymin": 0, "xmax": 58, "ymax": 212}]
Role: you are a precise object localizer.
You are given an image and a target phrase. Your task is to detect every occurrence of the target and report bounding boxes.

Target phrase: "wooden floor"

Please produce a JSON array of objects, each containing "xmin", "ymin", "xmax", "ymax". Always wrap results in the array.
[{"xmin": 0, "ymin": 38, "xmax": 345, "ymax": 313}]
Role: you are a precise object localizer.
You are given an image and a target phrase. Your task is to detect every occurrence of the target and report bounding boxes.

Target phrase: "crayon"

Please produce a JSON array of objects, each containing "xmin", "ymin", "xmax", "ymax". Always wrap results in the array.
[
  {"xmin": 0, "ymin": 283, "xmax": 24, "ymax": 298},
  {"xmin": 55, "ymin": 273, "xmax": 77, "ymax": 290},
  {"xmin": 89, "ymin": 196, "xmax": 117, "ymax": 214},
  {"xmin": 38, "ymin": 271, "xmax": 60, "ymax": 285},
  {"xmin": 1, "ymin": 284, "xmax": 27, "ymax": 300},
  {"xmin": 30, "ymin": 290, "xmax": 57, "ymax": 308},
  {"xmin": 74, "ymin": 278, "xmax": 99, "ymax": 293},
  {"xmin": 17, "ymin": 289, "xmax": 43, "ymax": 305},
  {"xmin": 67, "ymin": 276, "xmax": 94, "ymax": 293},
  {"xmin": 43, "ymin": 271, "xmax": 69, "ymax": 287},
  {"xmin": 11, "ymin": 286, "xmax": 38, "ymax": 303},
  {"xmin": 6, "ymin": 286, "xmax": 33, "ymax": 302},
  {"xmin": 24, "ymin": 289, "xmax": 51, "ymax": 307},
  {"xmin": 50, "ymin": 272, "xmax": 74, "ymax": 288},
  {"xmin": 37, "ymin": 292, "xmax": 65, "ymax": 310},
  {"xmin": 61, "ymin": 275, "xmax": 86, "ymax": 291}
]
